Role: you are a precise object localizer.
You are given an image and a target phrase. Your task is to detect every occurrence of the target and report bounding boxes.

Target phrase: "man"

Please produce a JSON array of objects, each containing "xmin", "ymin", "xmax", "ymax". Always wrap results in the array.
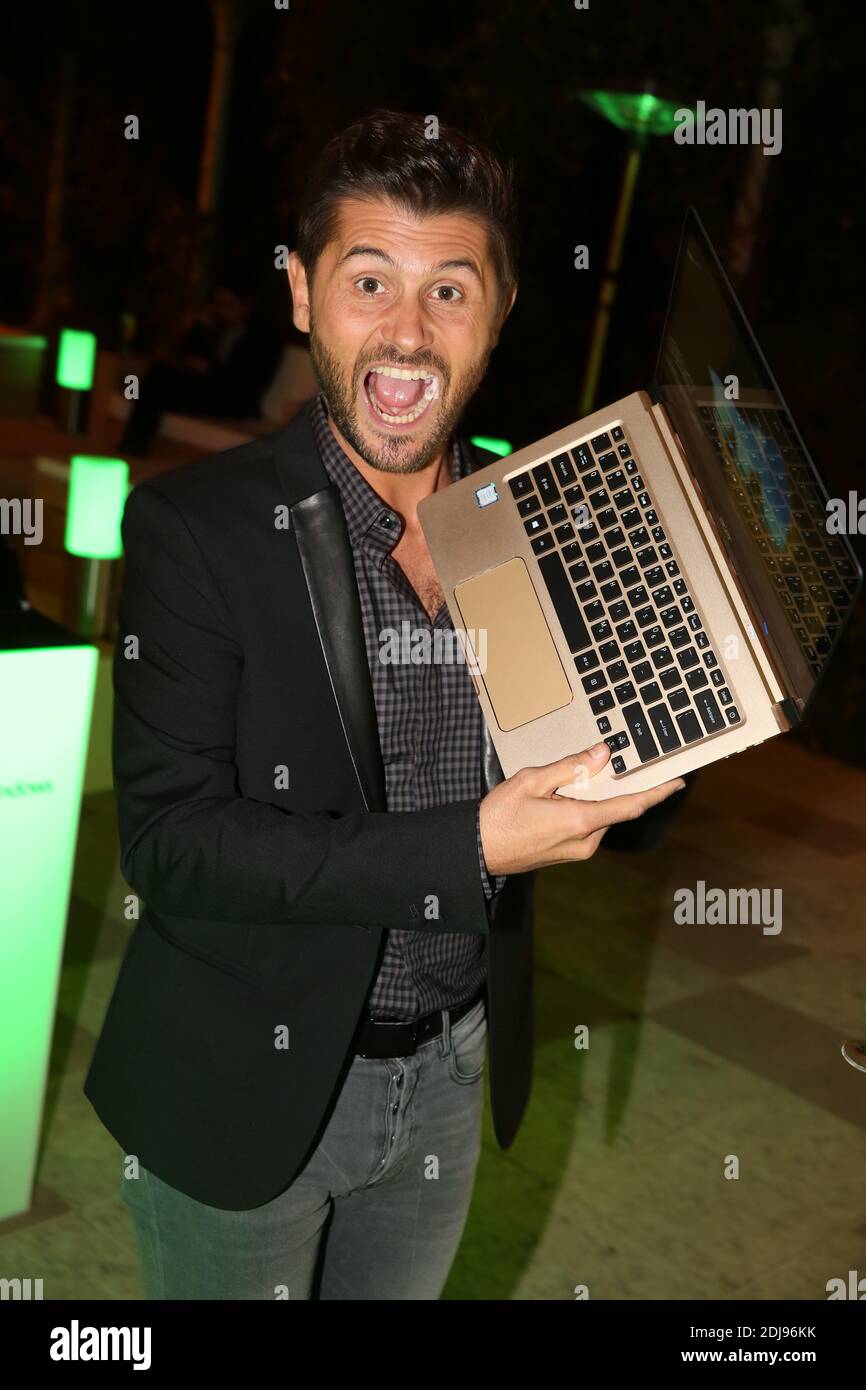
[
  {"xmin": 119, "ymin": 278, "xmax": 284, "ymax": 455},
  {"xmin": 84, "ymin": 109, "xmax": 684, "ymax": 1300}
]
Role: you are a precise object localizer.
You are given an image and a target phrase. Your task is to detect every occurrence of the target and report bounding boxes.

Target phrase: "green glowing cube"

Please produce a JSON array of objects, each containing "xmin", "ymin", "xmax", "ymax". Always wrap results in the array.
[
  {"xmin": 470, "ymin": 435, "xmax": 513, "ymax": 457},
  {"xmin": 64, "ymin": 456, "xmax": 129, "ymax": 560},
  {"xmin": 55, "ymin": 328, "xmax": 97, "ymax": 391}
]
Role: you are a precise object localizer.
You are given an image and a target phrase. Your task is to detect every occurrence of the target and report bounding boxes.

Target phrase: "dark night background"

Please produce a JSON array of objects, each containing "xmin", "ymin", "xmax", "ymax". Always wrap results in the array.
[{"xmin": 1, "ymin": 0, "xmax": 863, "ymax": 754}]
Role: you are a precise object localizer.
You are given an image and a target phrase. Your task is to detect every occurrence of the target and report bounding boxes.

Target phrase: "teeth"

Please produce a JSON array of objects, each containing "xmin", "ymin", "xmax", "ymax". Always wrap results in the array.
[
  {"xmin": 370, "ymin": 366, "xmax": 433, "ymax": 382},
  {"xmin": 366, "ymin": 370, "xmax": 439, "ymax": 424}
]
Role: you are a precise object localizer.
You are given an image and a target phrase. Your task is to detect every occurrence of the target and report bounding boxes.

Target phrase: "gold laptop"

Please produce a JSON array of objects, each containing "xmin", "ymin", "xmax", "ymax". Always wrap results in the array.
[{"xmin": 418, "ymin": 209, "xmax": 862, "ymax": 800}]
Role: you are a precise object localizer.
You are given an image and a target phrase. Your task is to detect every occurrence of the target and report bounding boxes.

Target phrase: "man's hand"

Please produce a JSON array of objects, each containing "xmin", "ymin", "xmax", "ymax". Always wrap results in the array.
[{"xmin": 479, "ymin": 740, "xmax": 686, "ymax": 876}]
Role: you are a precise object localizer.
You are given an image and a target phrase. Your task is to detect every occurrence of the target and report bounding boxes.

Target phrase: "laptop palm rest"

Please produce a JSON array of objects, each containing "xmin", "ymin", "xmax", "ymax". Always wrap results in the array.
[{"xmin": 454, "ymin": 558, "xmax": 573, "ymax": 732}]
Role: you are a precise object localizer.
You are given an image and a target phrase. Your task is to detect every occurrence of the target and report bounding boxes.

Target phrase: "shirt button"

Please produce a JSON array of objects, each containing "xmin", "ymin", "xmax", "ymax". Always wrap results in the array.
[{"xmin": 378, "ymin": 512, "xmax": 393, "ymax": 528}]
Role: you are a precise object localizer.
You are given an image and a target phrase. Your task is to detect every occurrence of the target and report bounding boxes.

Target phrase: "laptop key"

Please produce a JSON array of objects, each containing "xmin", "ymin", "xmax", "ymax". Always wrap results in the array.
[
  {"xmin": 622, "ymin": 703, "xmax": 660, "ymax": 763},
  {"xmin": 598, "ymin": 451, "xmax": 618, "ymax": 471},
  {"xmin": 525, "ymin": 514, "xmax": 548, "ymax": 536},
  {"xmin": 695, "ymin": 631, "xmax": 709, "ymax": 649},
  {"xmin": 564, "ymin": 485, "xmax": 584, "ymax": 506},
  {"xmin": 636, "ymin": 607, "xmax": 656, "ymax": 628},
  {"xmin": 608, "ymin": 660, "xmax": 627, "ymax": 682},
  {"xmin": 569, "ymin": 561, "xmax": 589, "ymax": 582},
  {"xmin": 601, "ymin": 581, "xmax": 622, "ymax": 602},
  {"xmin": 668, "ymin": 688, "xmax": 690, "ymax": 712},
  {"xmin": 686, "ymin": 669, "xmax": 708, "ymax": 690},
  {"xmin": 509, "ymin": 473, "xmax": 533, "ymax": 498},
  {"xmin": 518, "ymin": 495, "xmax": 541, "ymax": 517},
  {"xmin": 726, "ymin": 707, "xmax": 741, "ymax": 724},
  {"xmin": 611, "ymin": 426, "xmax": 625, "ymax": 442},
  {"xmin": 575, "ymin": 650, "xmax": 599, "ymax": 672},
  {"xmin": 593, "ymin": 560, "xmax": 614, "ymax": 582},
  {"xmin": 532, "ymin": 461, "xmax": 560, "ymax": 504},
  {"xmin": 562, "ymin": 542, "xmax": 581, "ymax": 563},
  {"xmin": 611, "ymin": 755, "xmax": 627, "ymax": 774},
  {"xmin": 694, "ymin": 689, "xmax": 724, "ymax": 733},
  {"xmin": 636, "ymin": 547, "xmax": 657, "ymax": 568},
  {"xmin": 531, "ymin": 534, "xmax": 554, "ymax": 555},
  {"xmin": 632, "ymin": 661, "xmax": 653, "ymax": 683},
  {"xmin": 620, "ymin": 566, "xmax": 640, "ymax": 589},
  {"xmin": 660, "ymin": 667, "xmax": 682, "ymax": 690},
  {"xmin": 645, "ymin": 566, "xmax": 664, "ymax": 587},
  {"xmin": 537, "ymin": 551, "xmax": 592, "ymax": 653},
  {"xmin": 590, "ymin": 691, "xmax": 615, "ymax": 715},
  {"xmin": 621, "ymin": 508, "xmax": 641, "ymax": 529},
  {"xmin": 596, "ymin": 715, "xmax": 611, "ymax": 733},
  {"xmin": 648, "ymin": 702, "xmax": 681, "ymax": 752},
  {"xmin": 549, "ymin": 503, "xmax": 568, "ymax": 524},
  {"xmin": 575, "ymin": 443, "xmax": 594, "ymax": 471},
  {"xmin": 555, "ymin": 523, "xmax": 576, "ymax": 544},
  {"xmin": 676, "ymin": 710, "xmax": 703, "ymax": 744},
  {"xmin": 639, "ymin": 681, "xmax": 662, "ymax": 706},
  {"xmin": 627, "ymin": 585, "xmax": 648, "ymax": 608},
  {"xmin": 586, "ymin": 541, "xmax": 606, "ymax": 562},
  {"xmin": 615, "ymin": 619, "xmax": 638, "ymax": 641},
  {"xmin": 717, "ymin": 687, "xmax": 733, "ymax": 705},
  {"xmin": 711, "ymin": 668, "xmax": 725, "ymax": 687},
  {"xmin": 660, "ymin": 606, "xmax": 680, "ymax": 628},
  {"xmin": 651, "ymin": 585, "xmax": 672, "ymax": 606},
  {"xmin": 599, "ymin": 640, "xmax": 620, "ymax": 662},
  {"xmin": 677, "ymin": 647, "xmax": 699, "ymax": 669},
  {"xmin": 651, "ymin": 646, "xmax": 673, "ymax": 669},
  {"xmin": 591, "ymin": 620, "xmax": 612, "ymax": 641},
  {"xmin": 609, "ymin": 600, "xmax": 629, "ymax": 622},
  {"xmin": 624, "ymin": 641, "xmax": 646, "ymax": 662},
  {"xmin": 644, "ymin": 625, "xmax": 664, "ymax": 647},
  {"xmin": 582, "ymin": 671, "xmax": 607, "ymax": 694},
  {"xmin": 611, "ymin": 547, "xmax": 632, "ymax": 568},
  {"xmin": 552, "ymin": 452, "xmax": 576, "ymax": 485},
  {"xmin": 584, "ymin": 600, "xmax": 604, "ymax": 622},
  {"xmin": 591, "ymin": 432, "xmax": 611, "ymax": 453}
]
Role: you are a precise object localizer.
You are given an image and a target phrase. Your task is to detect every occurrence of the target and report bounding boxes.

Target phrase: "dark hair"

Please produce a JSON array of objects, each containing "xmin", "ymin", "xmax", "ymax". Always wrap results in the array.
[{"xmin": 296, "ymin": 109, "xmax": 519, "ymax": 320}]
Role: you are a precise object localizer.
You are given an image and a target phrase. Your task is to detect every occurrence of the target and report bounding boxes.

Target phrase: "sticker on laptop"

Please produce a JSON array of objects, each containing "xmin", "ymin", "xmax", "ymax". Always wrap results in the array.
[{"xmin": 475, "ymin": 482, "xmax": 499, "ymax": 508}]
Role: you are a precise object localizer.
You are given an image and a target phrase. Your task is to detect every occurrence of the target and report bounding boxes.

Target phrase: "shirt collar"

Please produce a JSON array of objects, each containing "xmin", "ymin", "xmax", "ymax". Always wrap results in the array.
[{"xmin": 310, "ymin": 393, "xmax": 472, "ymax": 554}]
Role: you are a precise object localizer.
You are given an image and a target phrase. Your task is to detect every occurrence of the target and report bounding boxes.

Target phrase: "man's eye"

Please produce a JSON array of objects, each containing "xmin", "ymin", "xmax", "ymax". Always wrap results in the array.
[
  {"xmin": 356, "ymin": 277, "xmax": 384, "ymax": 295},
  {"xmin": 431, "ymin": 285, "xmax": 463, "ymax": 303}
]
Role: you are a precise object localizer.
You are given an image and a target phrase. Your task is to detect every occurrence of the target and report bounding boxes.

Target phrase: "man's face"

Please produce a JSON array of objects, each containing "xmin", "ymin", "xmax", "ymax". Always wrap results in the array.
[{"xmin": 288, "ymin": 197, "xmax": 513, "ymax": 474}]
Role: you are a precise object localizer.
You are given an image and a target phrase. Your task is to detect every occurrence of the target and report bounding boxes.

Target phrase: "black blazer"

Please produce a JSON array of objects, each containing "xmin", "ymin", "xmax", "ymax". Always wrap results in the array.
[{"xmin": 84, "ymin": 402, "xmax": 534, "ymax": 1210}]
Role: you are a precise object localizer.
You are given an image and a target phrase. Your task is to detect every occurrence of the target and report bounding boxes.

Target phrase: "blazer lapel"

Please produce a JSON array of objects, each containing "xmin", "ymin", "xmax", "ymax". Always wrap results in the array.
[
  {"xmin": 273, "ymin": 404, "xmax": 386, "ymax": 814},
  {"xmin": 291, "ymin": 486, "xmax": 387, "ymax": 813}
]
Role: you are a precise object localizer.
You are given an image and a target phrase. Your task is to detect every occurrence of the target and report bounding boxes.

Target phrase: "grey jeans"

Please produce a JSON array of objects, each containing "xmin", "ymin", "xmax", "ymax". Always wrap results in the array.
[{"xmin": 121, "ymin": 996, "xmax": 487, "ymax": 1300}]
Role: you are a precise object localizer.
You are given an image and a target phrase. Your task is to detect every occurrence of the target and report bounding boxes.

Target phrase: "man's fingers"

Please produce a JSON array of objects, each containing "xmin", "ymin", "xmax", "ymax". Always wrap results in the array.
[
  {"xmin": 578, "ymin": 776, "xmax": 687, "ymax": 834},
  {"xmin": 526, "ymin": 742, "xmax": 612, "ymax": 797}
]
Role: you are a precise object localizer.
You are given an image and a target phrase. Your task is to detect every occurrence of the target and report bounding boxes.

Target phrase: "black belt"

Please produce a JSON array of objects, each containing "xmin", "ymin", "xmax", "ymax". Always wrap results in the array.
[{"xmin": 354, "ymin": 989, "xmax": 484, "ymax": 1060}]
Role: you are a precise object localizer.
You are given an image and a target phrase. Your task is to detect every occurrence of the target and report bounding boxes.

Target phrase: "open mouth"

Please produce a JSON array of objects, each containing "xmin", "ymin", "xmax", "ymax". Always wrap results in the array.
[{"xmin": 363, "ymin": 365, "xmax": 440, "ymax": 427}]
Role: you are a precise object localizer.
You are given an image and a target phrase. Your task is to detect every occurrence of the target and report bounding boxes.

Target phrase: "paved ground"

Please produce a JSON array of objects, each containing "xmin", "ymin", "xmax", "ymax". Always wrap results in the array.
[{"xmin": 1, "ymin": 731, "xmax": 864, "ymax": 1300}]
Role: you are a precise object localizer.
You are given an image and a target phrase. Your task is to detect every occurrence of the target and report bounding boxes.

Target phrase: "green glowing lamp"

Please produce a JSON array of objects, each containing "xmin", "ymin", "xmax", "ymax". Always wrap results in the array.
[
  {"xmin": 65, "ymin": 456, "xmax": 128, "ymax": 561},
  {"xmin": 470, "ymin": 435, "xmax": 513, "ymax": 457},
  {"xmin": 55, "ymin": 329, "xmax": 97, "ymax": 391},
  {"xmin": 577, "ymin": 84, "xmax": 691, "ymax": 414},
  {"xmin": 580, "ymin": 89, "xmax": 688, "ymax": 138}
]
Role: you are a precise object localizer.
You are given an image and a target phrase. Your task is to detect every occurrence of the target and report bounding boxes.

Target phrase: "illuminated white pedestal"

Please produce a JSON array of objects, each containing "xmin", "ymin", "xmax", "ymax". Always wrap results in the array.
[{"xmin": 0, "ymin": 610, "xmax": 97, "ymax": 1220}]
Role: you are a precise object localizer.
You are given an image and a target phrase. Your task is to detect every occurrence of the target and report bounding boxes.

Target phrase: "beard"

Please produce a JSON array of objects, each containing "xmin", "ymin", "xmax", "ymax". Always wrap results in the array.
[{"xmin": 308, "ymin": 312, "xmax": 492, "ymax": 475}]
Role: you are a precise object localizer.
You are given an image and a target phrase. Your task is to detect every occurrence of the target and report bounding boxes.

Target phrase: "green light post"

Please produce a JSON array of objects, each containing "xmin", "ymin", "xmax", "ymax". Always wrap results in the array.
[
  {"xmin": 578, "ymin": 88, "xmax": 690, "ymax": 416},
  {"xmin": 64, "ymin": 455, "xmax": 128, "ymax": 638},
  {"xmin": 55, "ymin": 328, "xmax": 96, "ymax": 435}
]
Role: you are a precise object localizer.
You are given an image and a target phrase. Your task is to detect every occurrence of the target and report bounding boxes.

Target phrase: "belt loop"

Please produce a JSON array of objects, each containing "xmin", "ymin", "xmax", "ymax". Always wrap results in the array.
[{"xmin": 438, "ymin": 1005, "xmax": 452, "ymax": 1060}]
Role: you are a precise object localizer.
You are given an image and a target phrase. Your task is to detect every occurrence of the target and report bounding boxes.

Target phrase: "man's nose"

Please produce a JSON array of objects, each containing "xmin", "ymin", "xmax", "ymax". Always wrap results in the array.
[{"xmin": 378, "ymin": 296, "xmax": 433, "ymax": 357}]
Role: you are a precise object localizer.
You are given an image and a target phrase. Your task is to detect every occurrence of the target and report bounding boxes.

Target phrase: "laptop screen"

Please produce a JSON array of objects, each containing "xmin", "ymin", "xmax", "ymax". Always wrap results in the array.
[{"xmin": 653, "ymin": 208, "xmax": 861, "ymax": 714}]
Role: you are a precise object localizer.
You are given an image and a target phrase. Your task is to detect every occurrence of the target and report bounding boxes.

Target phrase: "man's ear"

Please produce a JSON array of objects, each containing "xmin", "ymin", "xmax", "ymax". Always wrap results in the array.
[
  {"xmin": 286, "ymin": 252, "xmax": 311, "ymax": 334},
  {"xmin": 491, "ymin": 282, "xmax": 517, "ymax": 347}
]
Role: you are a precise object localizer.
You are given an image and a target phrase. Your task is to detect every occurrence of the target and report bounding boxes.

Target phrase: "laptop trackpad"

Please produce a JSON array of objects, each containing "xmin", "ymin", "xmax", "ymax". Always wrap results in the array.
[{"xmin": 454, "ymin": 558, "xmax": 573, "ymax": 732}]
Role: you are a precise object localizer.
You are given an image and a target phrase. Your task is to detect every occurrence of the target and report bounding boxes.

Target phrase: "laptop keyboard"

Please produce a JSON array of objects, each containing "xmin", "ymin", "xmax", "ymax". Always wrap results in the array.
[
  {"xmin": 508, "ymin": 425, "xmax": 740, "ymax": 777},
  {"xmin": 701, "ymin": 405, "xmax": 859, "ymax": 678}
]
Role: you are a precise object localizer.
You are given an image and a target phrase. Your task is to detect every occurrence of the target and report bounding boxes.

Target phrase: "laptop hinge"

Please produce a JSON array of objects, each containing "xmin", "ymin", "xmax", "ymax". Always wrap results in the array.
[{"xmin": 772, "ymin": 694, "xmax": 803, "ymax": 733}]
